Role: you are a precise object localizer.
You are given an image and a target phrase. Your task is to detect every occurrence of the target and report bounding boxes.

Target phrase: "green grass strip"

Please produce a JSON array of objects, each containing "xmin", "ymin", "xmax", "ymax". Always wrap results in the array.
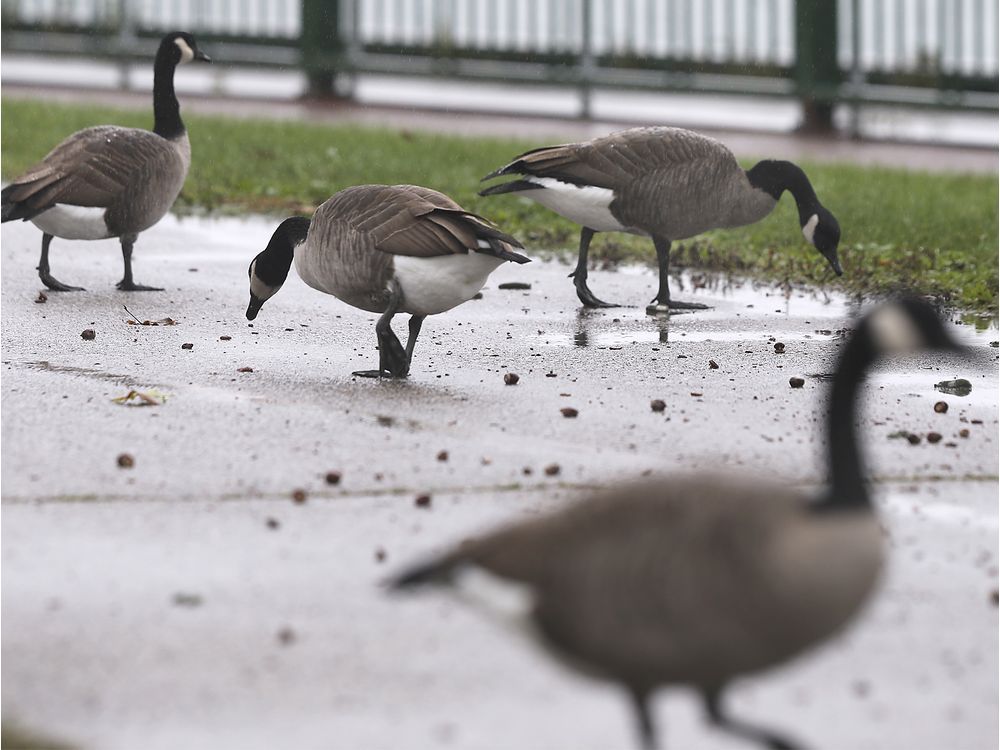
[{"xmin": 3, "ymin": 98, "xmax": 996, "ymax": 312}]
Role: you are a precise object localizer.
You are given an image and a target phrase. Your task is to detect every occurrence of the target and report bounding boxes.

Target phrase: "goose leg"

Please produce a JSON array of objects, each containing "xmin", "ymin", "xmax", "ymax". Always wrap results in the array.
[
  {"xmin": 703, "ymin": 689, "xmax": 803, "ymax": 750},
  {"xmin": 403, "ymin": 315, "xmax": 426, "ymax": 373},
  {"xmin": 647, "ymin": 236, "xmax": 708, "ymax": 314},
  {"xmin": 569, "ymin": 227, "xmax": 618, "ymax": 308},
  {"xmin": 628, "ymin": 686, "xmax": 658, "ymax": 750},
  {"xmin": 116, "ymin": 235, "xmax": 163, "ymax": 292},
  {"xmin": 354, "ymin": 282, "xmax": 409, "ymax": 379},
  {"xmin": 37, "ymin": 233, "xmax": 85, "ymax": 291}
]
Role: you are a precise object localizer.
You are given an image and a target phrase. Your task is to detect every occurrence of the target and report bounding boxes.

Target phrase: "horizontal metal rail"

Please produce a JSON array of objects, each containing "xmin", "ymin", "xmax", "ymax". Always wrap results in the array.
[{"xmin": 1, "ymin": 0, "xmax": 996, "ymax": 116}]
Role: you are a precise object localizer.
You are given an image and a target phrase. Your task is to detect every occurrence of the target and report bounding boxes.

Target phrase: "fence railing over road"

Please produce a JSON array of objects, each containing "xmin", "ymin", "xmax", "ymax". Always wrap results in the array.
[{"xmin": 2, "ymin": 0, "xmax": 996, "ymax": 127}]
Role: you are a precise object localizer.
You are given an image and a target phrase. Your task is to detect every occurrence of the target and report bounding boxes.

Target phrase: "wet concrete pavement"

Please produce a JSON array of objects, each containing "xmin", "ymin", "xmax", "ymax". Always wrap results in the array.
[{"xmin": 2, "ymin": 214, "xmax": 998, "ymax": 750}]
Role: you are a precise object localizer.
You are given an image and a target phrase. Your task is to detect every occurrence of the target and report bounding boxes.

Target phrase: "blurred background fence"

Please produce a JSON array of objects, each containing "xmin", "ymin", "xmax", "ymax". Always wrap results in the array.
[{"xmin": 2, "ymin": 0, "xmax": 996, "ymax": 129}]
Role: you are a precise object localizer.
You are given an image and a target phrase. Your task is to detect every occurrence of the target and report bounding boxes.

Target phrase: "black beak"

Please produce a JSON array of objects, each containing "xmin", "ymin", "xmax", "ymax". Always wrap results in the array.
[
  {"xmin": 822, "ymin": 250, "xmax": 843, "ymax": 277},
  {"xmin": 195, "ymin": 50, "xmax": 212, "ymax": 63},
  {"xmin": 246, "ymin": 295, "xmax": 264, "ymax": 321}
]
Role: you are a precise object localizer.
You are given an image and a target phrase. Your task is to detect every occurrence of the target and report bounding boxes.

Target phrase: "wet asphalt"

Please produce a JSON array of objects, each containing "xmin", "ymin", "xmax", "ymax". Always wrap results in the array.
[{"xmin": 2, "ymin": 214, "xmax": 997, "ymax": 750}]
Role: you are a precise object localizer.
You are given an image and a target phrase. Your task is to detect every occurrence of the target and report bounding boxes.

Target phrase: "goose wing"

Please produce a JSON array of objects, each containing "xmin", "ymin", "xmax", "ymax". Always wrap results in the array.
[
  {"xmin": 2, "ymin": 126, "xmax": 185, "ymax": 221},
  {"xmin": 484, "ymin": 126, "xmax": 736, "ymax": 192},
  {"xmin": 335, "ymin": 184, "xmax": 528, "ymax": 263}
]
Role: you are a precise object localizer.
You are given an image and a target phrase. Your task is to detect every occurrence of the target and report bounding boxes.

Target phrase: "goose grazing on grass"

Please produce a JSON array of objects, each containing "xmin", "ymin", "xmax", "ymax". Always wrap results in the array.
[
  {"xmin": 1, "ymin": 32, "xmax": 210, "ymax": 291},
  {"xmin": 480, "ymin": 126, "xmax": 842, "ymax": 313},
  {"xmin": 390, "ymin": 298, "xmax": 960, "ymax": 749},
  {"xmin": 246, "ymin": 184, "xmax": 529, "ymax": 378}
]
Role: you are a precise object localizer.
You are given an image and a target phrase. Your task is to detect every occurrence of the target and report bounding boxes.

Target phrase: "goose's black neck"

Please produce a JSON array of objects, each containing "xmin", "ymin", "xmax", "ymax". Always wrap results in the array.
[
  {"xmin": 815, "ymin": 326, "xmax": 876, "ymax": 513},
  {"xmin": 746, "ymin": 160, "xmax": 820, "ymax": 224},
  {"xmin": 153, "ymin": 44, "xmax": 184, "ymax": 140},
  {"xmin": 258, "ymin": 216, "xmax": 311, "ymax": 283}
]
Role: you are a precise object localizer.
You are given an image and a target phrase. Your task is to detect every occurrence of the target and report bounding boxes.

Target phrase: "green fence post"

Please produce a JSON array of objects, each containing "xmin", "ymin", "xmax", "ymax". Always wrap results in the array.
[
  {"xmin": 301, "ymin": 0, "xmax": 342, "ymax": 97},
  {"xmin": 795, "ymin": 0, "xmax": 839, "ymax": 132}
]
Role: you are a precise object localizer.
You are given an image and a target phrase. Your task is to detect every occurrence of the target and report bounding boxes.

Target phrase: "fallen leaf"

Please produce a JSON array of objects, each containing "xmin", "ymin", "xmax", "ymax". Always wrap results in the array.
[{"xmin": 112, "ymin": 389, "xmax": 168, "ymax": 406}]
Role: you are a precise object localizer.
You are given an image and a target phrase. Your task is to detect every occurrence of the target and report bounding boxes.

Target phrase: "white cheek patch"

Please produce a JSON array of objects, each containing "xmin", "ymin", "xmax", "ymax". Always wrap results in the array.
[
  {"xmin": 802, "ymin": 213, "xmax": 819, "ymax": 244},
  {"xmin": 868, "ymin": 304, "xmax": 924, "ymax": 354},
  {"xmin": 249, "ymin": 261, "xmax": 277, "ymax": 300},
  {"xmin": 174, "ymin": 38, "xmax": 195, "ymax": 64}
]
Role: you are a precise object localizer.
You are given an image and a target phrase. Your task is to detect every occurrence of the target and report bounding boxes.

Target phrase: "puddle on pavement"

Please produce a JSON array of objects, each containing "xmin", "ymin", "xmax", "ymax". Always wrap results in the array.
[
  {"xmin": 526, "ymin": 267, "xmax": 1000, "ymax": 350},
  {"xmin": 870, "ymin": 370, "xmax": 999, "ymax": 409}
]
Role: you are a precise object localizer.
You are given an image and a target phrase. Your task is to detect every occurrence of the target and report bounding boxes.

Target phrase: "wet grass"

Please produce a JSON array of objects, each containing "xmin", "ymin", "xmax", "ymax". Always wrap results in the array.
[{"xmin": 3, "ymin": 98, "xmax": 997, "ymax": 312}]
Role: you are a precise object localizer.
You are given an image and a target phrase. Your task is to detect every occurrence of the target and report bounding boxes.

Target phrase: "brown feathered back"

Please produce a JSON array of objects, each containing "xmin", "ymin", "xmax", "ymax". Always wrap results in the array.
[
  {"xmin": 294, "ymin": 184, "xmax": 527, "ymax": 313},
  {"xmin": 2, "ymin": 125, "xmax": 191, "ymax": 235}
]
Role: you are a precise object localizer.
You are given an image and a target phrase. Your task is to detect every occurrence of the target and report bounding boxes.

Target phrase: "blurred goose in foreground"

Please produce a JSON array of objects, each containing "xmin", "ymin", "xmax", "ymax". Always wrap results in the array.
[
  {"xmin": 480, "ymin": 126, "xmax": 842, "ymax": 313},
  {"xmin": 1, "ymin": 32, "xmax": 210, "ymax": 291},
  {"xmin": 246, "ymin": 184, "xmax": 529, "ymax": 378},
  {"xmin": 390, "ymin": 298, "xmax": 960, "ymax": 749}
]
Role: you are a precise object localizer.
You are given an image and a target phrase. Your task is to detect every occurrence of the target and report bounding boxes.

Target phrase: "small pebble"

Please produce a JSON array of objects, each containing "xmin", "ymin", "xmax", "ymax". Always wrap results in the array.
[
  {"xmin": 325, "ymin": 471, "xmax": 342, "ymax": 485},
  {"xmin": 504, "ymin": 373, "xmax": 519, "ymax": 385},
  {"xmin": 237, "ymin": 366, "xmax": 254, "ymax": 373},
  {"xmin": 906, "ymin": 433, "xmax": 921, "ymax": 445},
  {"xmin": 116, "ymin": 453, "xmax": 134, "ymax": 469},
  {"xmin": 181, "ymin": 343, "xmax": 194, "ymax": 350},
  {"xmin": 81, "ymin": 329, "xmax": 96, "ymax": 340},
  {"xmin": 560, "ymin": 407, "xmax": 579, "ymax": 418},
  {"xmin": 265, "ymin": 517, "xmax": 281, "ymax": 530},
  {"xmin": 544, "ymin": 463, "xmax": 561, "ymax": 476},
  {"xmin": 545, "ymin": 371, "xmax": 557, "ymax": 378},
  {"xmin": 498, "ymin": 282, "xmax": 531, "ymax": 290},
  {"xmin": 959, "ymin": 429, "xmax": 970, "ymax": 438},
  {"xmin": 650, "ymin": 399, "xmax": 666, "ymax": 412},
  {"xmin": 172, "ymin": 592, "xmax": 203, "ymax": 608},
  {"xmin": 926, "ymin": 432, "xmax": 942, "ymax": 444},
  {"xmin": 291, "ymin": 489, "xmax": 307, "ymax": 504},
  {"xmin": 789, "ymin": 377, "xmax": 805, "ymax": 388},
  {"xmin": 436, "ymin": 450, "xmax": 449, "ymax": 462},
  {"xmin": 708, "ymin": 359, "xmax": 719, "ymax": 369},
  {"xmin": 276, "ymin": 627, "xmax": 296, "ymax": 646},
  {"xmin": 375, "ymin": 548, "xmax": 387, "ymax": 563},
  {"xmin": 933, "ymin": 401, "xmax": 948, "ymax": 414},
  {"xmin": 220, "ymin": 335, "xmax": 232, "ymax": 341},
  {"xmin": 414, "ymin": 493, "xmax": 432, "ymax": 508},
  {"xmin": 522, "ymin": 467, "xmax": 533, "ymax": 476},
  {"xmin": 773, "ymin": 342, "xmax": 786, "ymax": 354},
  {"xmin": 690, "ymin": 392, "xmax": 703, "ymax": 398}
]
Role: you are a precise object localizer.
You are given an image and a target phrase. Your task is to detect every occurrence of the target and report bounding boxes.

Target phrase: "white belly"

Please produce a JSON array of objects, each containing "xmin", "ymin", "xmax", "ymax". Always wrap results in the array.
[
  {"xmin": 393, "ymin": 252, "xmax": 504, "ymax": 316},
  {"xmin": 524, "ymin": 177, "xmax": 630, "ymax": 233},
  {"xmin": 31, "ymin": 204, "xmax": 112, "ymax": 241}
]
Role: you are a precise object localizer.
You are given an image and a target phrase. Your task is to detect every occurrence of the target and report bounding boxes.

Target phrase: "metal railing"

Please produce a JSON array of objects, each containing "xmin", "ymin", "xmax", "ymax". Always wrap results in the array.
[{"xmin": 2, "ymin": 0, "xmax": 996, "ymax": 125}]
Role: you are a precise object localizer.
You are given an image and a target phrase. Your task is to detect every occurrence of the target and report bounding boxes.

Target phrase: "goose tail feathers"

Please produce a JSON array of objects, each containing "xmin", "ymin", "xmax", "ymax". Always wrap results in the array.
[
  {"xmin": 478, "ymin": 179, "xmax": 542, "ymax": 198},
  {"xmin": 387, "ymin": 555, "xmax": 460, "ymax": 590}
]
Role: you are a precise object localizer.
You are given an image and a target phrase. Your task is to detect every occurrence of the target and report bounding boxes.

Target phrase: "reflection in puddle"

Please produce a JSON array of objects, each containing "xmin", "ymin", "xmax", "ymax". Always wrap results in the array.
[{"xmin": 537, "ymin": 270, "xmax": 1000, "ymax": 350}]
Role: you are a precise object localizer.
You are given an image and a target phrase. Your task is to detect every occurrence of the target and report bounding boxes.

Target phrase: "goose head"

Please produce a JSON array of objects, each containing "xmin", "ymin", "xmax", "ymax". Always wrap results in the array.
[
  {"xmin": 246, "ymin": 216, "xmax": 311, "ymax": 321},
  {"xmin": 159, "ymin": 32, "xmax": 212, "ymax": 67},
  {"xmin": 862, "ymin": 297, "xmax": 962, "ymax": 357},
  {"xmin": 801, "ymin": 204, "xmax": 842, "ymax": 277}
]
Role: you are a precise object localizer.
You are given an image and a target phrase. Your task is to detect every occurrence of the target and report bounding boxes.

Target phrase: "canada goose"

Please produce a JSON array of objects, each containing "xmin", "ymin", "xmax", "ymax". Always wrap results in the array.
[
  {"xmin": 480, "ymin": 126, "xmax": 842, "ymax": 313},
  {"xmin": 1, "ymin": 31, "xmax": 210, "ymax": 292},
  {"xmin": 389, "ymin": 298, "xmax": 960, "ymax": 749},
  {"xmin": 246, "ymin": 184, "xmax": 529, "ymax": 378}
]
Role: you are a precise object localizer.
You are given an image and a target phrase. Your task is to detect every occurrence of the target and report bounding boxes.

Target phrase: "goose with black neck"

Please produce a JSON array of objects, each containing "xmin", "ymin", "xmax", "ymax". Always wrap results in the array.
[
  {"xmin": 480, "ymin": 126, "xmax": 842, "ymax": 313},
  {"xmin": 246, "ymin": 184, "xmax": 528, "ymax": 379},
  {"xmin": 1, "ymin": 32, "xmax": 210, "ymax": 291},
  {"xmin": 389, "ymin": 298, "xmax": 961, "ymax": 750}
]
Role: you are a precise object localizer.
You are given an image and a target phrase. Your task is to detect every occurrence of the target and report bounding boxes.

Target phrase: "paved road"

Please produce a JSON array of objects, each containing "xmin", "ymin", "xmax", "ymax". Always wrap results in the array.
[{"xmin": 2, "ymin": 214, "xmax": 997, "ymax": 750}]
